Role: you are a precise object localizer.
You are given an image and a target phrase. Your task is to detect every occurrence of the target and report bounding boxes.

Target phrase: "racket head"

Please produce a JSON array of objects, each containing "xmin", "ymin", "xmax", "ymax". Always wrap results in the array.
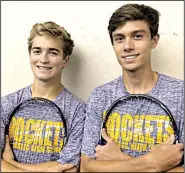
[
  {"xmin": 99, "ymin": 94, "xmax": 178, "ymax": 157},
  {"xmin": 5, "ymin": 97, "xmax": 67, "ymax": 163}
]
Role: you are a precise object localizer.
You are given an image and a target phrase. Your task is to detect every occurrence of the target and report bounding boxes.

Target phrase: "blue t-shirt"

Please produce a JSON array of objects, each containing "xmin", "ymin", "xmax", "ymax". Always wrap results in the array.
[
  {"xmin": 81, "ymin": 73, "xmax": 184, "ymax": 158},
  {"xmin": 1, "ymin": 85, "xmax": 86, "ymax": 167}
]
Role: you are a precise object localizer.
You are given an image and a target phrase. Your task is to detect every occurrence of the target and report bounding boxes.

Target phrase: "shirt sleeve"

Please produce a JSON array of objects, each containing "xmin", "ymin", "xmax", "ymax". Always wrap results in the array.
[
  {"xmin": 81, "ymin": 89, "xmax": 104, "ymax": 158},
  {"xmin": 1, "ymin": 114, "xmax": 6, "ymax": 157},
  {"xmin": 1, "ymin": 96, "xmax": 14, "ymax": 158},
  {"xmin": 178, "ymin": 82, "xmax": 184, "ymax": 143},
  {"xmin": 57, "ymin": 103, "xmax": 86, "ymax": 168},
  {"xmin": 177, "ymin": 83, "xmax": 184, "ymax": 166}
]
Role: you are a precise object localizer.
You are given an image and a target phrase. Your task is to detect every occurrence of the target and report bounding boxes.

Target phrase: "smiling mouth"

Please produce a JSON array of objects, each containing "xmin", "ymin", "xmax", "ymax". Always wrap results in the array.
[
  {"xmin": 37, "ymin": 66, "xmax": 52, "ymax": 70},
  {"xmin": 122, "ymin": 54, "xmax": 139, "ymax": 60}
]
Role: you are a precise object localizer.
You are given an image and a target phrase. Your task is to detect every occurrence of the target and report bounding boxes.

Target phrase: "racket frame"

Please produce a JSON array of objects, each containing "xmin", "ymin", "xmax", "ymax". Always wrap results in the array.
[
  {"xmin": 5, "ymin": 97, "xmax": 68, "ymax": 148},
  {"xmin": 99, "ymin": 94, "xmax": 179, "ymax": 145}
]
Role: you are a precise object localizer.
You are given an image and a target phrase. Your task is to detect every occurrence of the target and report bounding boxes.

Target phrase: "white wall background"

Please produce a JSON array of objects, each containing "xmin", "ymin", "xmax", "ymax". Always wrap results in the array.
[{"xmin": 2, "ymin": 1, "xmax": 184, "ymax": 101}]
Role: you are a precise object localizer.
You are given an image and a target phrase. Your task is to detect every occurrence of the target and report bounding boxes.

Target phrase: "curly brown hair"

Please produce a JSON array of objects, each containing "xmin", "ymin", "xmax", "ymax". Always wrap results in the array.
[
  {"xmin": 108, "ymin": 4, "xmax": 160, "ymax": 44},
  {"xmin": 28, "ymin": 21, "xmax": 74, "ymax": 58}
]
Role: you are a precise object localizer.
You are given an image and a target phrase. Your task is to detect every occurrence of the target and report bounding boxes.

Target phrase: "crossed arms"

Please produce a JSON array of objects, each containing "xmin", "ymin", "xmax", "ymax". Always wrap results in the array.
[{"xmin": 80, "ymin": 129, "xmax": 184, "ymax": 172}]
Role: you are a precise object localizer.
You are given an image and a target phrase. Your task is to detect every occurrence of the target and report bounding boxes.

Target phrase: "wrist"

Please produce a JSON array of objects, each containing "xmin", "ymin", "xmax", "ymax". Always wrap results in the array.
[
  {"xmin": 8, "ymin": 159, "xmax": 17, "ymax": 166},
  {"xmin": 3, "ymin": 158, "xmax": 13, "ymax": 163}
]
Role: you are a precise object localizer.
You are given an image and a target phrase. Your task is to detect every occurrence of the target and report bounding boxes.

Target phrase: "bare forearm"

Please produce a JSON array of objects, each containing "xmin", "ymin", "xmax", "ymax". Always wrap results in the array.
[
  {"xmin": 119, "ymin": 152, "xmax": 133, "ymax": 160},
  {"xmin": 64, "ymin": 166, "xmax": 78, "ymax": 172},
  {"xmin": 8, "ymin": 160, "xmax": 59, "ymax": 172},
  {"xmin": 81, "ymin": 155, "xmax": 157, "ymax": 172},
  {"xmin": 1, "ymin": 159, "xmax": 29, "ymax": 172},
  {"xmin": 166, "ymin": 166, "xmax": 184, "ymax": 172}
]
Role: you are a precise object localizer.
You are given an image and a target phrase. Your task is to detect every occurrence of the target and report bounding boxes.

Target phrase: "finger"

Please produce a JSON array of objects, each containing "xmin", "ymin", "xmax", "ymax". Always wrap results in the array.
[
  {"xmin": 94, "ymin": 153, "xmax": 98, "ymax": 159},
  {"xmin": 176, "ymin": 143, "xmax": 184, "ymax": 150},
  {"xmin": 5, "ymin": 136, "xmax": 11, "ymax": 150},
  {"xmin": 6, "ymin": 135, "xmax": 9, "ymax": 143},
  {"xmin": 95, "ymin": 145, "xmax": 101, "ymax": 152},
  {"xmin": 164, "ymin": 134, "xmax": 175, "ymax": 144},
  {"xmin": 101, "ymin": 128, "xmax": 111, "ymax": 142}
]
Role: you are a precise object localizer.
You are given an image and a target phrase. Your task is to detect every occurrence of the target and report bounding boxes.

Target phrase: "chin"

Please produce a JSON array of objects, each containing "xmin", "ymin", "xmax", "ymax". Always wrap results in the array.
[
  {"xmin": 122, "ymin": 65, "xmax": 138, "ymax": 73},
  {"xmin": 124, "ymin": 69, "xmax": 137, "ymax": 73},
  {"xmin": 35, "ymin": 75, "xmax": 51, "ymax": 82}
]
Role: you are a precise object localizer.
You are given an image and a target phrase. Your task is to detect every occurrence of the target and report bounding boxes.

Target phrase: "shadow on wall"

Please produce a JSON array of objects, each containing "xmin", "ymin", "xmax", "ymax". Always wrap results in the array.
[
  {"xmin": 151, "ymin": 34, "xmax": 184, "ymax": 80},
  {"xmin": 62, "ymin": 47, "xmax": 86, "ymax": 98}
]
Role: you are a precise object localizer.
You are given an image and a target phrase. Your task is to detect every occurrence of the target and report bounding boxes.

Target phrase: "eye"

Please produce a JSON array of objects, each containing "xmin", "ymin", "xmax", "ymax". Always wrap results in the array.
[
  {"xmin": 133, "ymin": 34, "xmax": 143, "ymax": 40},
  {"xmin": 32, "ymin": 50, "xmax": 41, "ymax": 55},
  {"xmin": 115, "ymin": 36, "xmax": 124, "ymax": 43},
  {"xmin": 49, "ymin": 52, "xmax": 58, "ymax": 56}
]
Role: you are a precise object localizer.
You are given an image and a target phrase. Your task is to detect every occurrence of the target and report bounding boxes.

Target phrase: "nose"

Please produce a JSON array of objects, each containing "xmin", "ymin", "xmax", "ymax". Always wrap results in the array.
[
  {"xmin": 124, "ymin": 38, "xmax": 134, "ymax": 52},
  {"xmin": 39, "ymin": 52, "xmax": 49, "ymax": 63}
]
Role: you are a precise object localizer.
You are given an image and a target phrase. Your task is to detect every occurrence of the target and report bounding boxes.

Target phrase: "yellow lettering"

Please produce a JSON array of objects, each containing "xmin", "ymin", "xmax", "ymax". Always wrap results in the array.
[
  {"xmin": 44, "ymin": 121, "xmax": 53, "ymax": 146},
  {"xmin": 31, "ymin": 145, "xmax": 37, "ymax": 152},
  {"xmin": 25, "ymin": 119, "xmax": 35, "ymax": 145},
  {"xmin": 54, "ymin": 146, "xmax": 61, "ymax": 153},
  {"xmin": 102, "ymin": 110, "xmax": 107, "ymax": 120},
  {"xmin": 60, "ymin": 139, "xmax": 64, "ymax": 148},
  {"xmin": 120, "ymin": 141, "xmax": 129, "ymax": 149},
  {"xmin": 106, "ymin": 112, "xmax": 121, "ymax": 141},
  {"xmin": 121, "ymin": 114, "xmax": 133, "ymax": 142},
  {"xmin": 53, "ymin": 122, "xmax": 63, "ymax": 146},
  {"xmin": 38, "ymin": 121, "xmax": 46, "ymax": 145},
  {"xmin": 46, "ymin": 146, "xmax": 53, "ymax": 153},
  {"xmin": 32, "ymin": 120, "xmax": 41, "ymax": 145},
  {"xmin": 36, "ymin": 145, "xmax": 45, "ymax": 153},
  {"xmin": 9, "ymin": 117, "xmax": 17, "ymax": 139},
  {"xmin": 13, "ymin": 117, "xmax": 24, "ymax": 143}
]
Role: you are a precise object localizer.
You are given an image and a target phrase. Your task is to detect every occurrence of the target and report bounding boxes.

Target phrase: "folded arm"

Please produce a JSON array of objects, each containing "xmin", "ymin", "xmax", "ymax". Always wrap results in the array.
[
  {"xmin": 81, "ymin": 154, "xmax": 157, "ymax": 172},
  {"xmin": 166, "ymin": 166, "xmax": 184, "ymax": 172},
  {"xmin": 1, "ymin": 159, "xmax": 29, "ymax": 172},
  {"xmin": 6, "ymin": 160, "xmax": 60, "ymax": 172},
  {"xmin": 80, "ymin": 142, "xmax": 184, "ymax": 172}
]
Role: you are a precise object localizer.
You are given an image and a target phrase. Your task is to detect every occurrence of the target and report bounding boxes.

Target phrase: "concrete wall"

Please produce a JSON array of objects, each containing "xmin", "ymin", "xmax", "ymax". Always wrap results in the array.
[{"xmin": 2, "ymin": 1, "xmax": 184, "ymax": 101}]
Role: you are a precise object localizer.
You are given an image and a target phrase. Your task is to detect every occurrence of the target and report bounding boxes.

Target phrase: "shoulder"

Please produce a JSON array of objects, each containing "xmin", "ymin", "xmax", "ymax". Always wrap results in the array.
[
  {"xmin": 86, "ymin": 76, "xmax": 122, "ymax": 111},
  {"xmin": 1, "ymin": 86, "xmax": 31, "ymax": 120},
  {"xmin": 1, "ymin": 85, "xmax": 31, "ymax": 107},
  {"xmin": 90, "ymin": 76, "xmax": 122, "ymax": 99},
  {"xmin": 154, "ymin": 74, "xmax": 184, "ymax": 111},
  {"xmin": 58, "ymin": 88, "xmax": 86, "ymax": 122},
  {"xmin": 60, "ymin": 87, "xmax": 86, "ymax": 110},
  {"xmin": 158, "ymin": 73, "xmax": 184, "ymax": 94},
  {"xmin": 160, "ymin": 73, "xmax": 183, "ymax": 86}
]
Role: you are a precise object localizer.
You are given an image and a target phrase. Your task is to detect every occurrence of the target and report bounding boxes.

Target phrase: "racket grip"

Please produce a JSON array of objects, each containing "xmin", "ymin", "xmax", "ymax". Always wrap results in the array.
[
  {"xmin": 98, "ymin": 122, "xmax": 107, "ymax": 145},
  {"xmin": 98, "ymin": 137, "xmax": 107, "ymax": 145}
]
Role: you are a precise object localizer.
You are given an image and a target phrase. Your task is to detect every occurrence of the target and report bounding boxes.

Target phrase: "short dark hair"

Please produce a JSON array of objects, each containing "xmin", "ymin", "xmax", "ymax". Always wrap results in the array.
[{"xmin": 108, "ymin": 4, "xmax": 160, "ymax": 44}]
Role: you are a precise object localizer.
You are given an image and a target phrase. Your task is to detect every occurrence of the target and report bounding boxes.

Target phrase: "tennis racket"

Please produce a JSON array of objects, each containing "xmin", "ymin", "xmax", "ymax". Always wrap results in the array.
[
  {"xmin": 4, "ymin": 97, "xmax": 67, "ymax": 164},
  {"xmin": 99, "ymin": 94, "xmax": 179, "ymax": 157}
]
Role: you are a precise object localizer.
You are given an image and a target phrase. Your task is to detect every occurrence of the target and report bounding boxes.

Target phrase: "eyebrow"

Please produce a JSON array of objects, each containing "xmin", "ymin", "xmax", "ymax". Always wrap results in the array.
[
  {"xmin": 48, "ymin": 48, "xmax": 60, "ymax": 53},
  {"xmin": 32, "ymin": 47, "xmax": 60, "ymax": 53},
  {"xmin": 113, "ymin": 29, "xmax": 147, "ymax": 37}
]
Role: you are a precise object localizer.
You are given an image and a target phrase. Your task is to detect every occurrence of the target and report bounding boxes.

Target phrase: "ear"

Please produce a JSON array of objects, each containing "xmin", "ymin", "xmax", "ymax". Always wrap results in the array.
[
  {"xmin": 62, "ymin": 56, "xmax": 70, "ymax": 68},
  {"xmin": 152, "ymin": 34, "xmax": 160, "ymax": 49}
]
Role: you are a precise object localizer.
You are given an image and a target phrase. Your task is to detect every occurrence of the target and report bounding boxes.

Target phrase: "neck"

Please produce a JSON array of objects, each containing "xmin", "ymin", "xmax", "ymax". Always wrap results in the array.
[
  {"xmin": 123, "ymin": 68, "xmax": 158, "ymax": 94},
  {"xmin": 31, "ymin": 78, "xmax": 63, "ymax": 101}
]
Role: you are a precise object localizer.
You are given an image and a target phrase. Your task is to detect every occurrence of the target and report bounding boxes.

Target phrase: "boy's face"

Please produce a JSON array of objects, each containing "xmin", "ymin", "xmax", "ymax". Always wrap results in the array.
[
  {"xmin": 112, "ymin": 20, "xmax": 159, "ymax": 72},
  {"xmin": 29, "ymin": 35, "xmax": 68, "ymax": 82}
]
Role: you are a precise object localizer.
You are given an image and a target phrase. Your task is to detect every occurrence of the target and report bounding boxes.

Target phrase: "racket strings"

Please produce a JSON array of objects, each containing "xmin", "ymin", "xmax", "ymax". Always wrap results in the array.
[
  {"xmin": 104, "ymin": 97, "xmax": 175, "ymax": 157},
  {"xmin": 6, "ymin": 99, "xmax": 67, "ymax": 163}
]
